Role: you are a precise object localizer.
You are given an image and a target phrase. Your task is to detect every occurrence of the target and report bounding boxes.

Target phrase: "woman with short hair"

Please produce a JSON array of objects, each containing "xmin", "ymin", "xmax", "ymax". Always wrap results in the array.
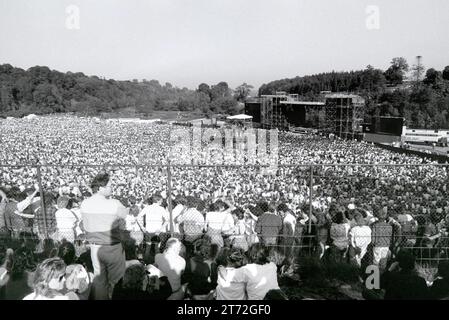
[
  {"xmin": 215, "ymin": 247, "xmax": 247, "ymax": 300},
  {"xmin": 23, "ymin": 257, "xmax": 69, "ymax": 300},
  {"xmin": 241, "ymin": 243, "xmax": 280, "ymax": 300}
]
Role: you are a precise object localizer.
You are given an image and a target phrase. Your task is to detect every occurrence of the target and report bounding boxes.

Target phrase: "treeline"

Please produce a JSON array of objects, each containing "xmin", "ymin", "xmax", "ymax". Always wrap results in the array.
[
  {"xmin": 0, "ymin": 64, "xmax": 253, "ymax": 117},
  {"xmin": 259, "ymin": 58, "xmax": 449, "ymax": 129}
]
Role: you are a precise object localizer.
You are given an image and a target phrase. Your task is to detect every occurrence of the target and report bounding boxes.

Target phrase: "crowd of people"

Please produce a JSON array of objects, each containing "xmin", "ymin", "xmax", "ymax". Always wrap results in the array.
[{"xmin": 1, "ymin": 114, "xmax": 449, "ymax": 300}]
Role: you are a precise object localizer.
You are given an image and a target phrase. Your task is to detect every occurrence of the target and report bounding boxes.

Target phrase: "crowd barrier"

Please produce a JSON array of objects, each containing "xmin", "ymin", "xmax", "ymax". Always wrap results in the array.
[{"xmin": 1, "ymin": 163, "xmax": 449, "ymax": 268}]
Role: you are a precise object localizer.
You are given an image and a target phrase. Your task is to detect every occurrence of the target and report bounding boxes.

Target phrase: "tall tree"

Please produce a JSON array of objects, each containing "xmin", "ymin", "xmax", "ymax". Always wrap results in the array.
[
  {"xmin": 210, "ymin": 82, "xmax": 230, "ymax": 100},
  {"xmin": 384, "ymin": 57, "xmax": 409, "ymax": 85},
  {"xmin": 442, "ymin": 66, "xmax": 449, "ymax": 81},
  {"xmin": 234, "ymin": 83, "xmax": 254, "ymax": 102},
  {"xmin": 423, "ymin": 68, "xmax": 441, "ymax": 86}
]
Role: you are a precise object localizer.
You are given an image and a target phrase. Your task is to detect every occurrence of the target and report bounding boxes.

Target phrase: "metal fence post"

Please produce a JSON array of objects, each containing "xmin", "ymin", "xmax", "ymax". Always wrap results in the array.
[
  {"xmin": 308, "ymin": 165, "xmax": 313, "ymax": 234},
  {"xmin": 36, "ymin": 166, "xmax": 48, "ymax": 239},
  {"xmin": 166, "ymin": 162, "xmax": 174, "ymax": 236}
]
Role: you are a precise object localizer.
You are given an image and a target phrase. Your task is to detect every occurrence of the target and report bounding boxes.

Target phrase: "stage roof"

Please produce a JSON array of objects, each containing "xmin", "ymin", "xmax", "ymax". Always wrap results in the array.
[{"xmin": 226, "ymin": 114, "xmax": 253, "ymax": 120}]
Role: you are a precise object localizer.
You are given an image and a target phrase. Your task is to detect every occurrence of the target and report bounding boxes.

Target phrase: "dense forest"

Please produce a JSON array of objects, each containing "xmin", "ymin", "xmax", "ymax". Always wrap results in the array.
[
  {"xmin": 0, "ymin": 64, "xmax": 253, "ymax": 118},
  {"xmin": 259, "ymin": 58, "xmax": 449, "ymax": 129},
  {"xmin": 2, "ymin": 59, "xmax": 449, "ymax": 128}
]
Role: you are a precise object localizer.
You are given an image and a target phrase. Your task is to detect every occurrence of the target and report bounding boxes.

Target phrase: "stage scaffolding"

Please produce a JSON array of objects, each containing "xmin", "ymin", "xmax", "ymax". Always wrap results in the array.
[
  {"xmin": 323, "ymin": 94, "xmax": 365, "ymax": 139},
  {"xmin": 258, "ymin": 92, "xmax": 364, "ymax": 139}
]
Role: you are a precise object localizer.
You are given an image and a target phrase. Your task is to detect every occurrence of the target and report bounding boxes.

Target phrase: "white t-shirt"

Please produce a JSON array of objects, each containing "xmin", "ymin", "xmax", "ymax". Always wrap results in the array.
[
  {"xmin": 241, "ymin": 262, "xmax": 279, "ymax": 300},
  {"xmin": 349, "ymin": 225, "xmax": 372, "ymax": 249},
  {"xmin": 55, "ymin": 208, "xmax": 78, "ymax": 231},
  {"xmin": 216, "ymin": 266, "xmax": 247, "ymax": 300},
  {"xmin": 205, "ymin": 211, "xmax": 234, "ymax": 233},
  {"xmin": 138, "ymin": 204, "xmax": 169, "ymax": 234}
]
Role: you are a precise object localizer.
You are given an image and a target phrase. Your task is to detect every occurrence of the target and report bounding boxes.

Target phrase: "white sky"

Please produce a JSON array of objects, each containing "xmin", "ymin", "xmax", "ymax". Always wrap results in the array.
[{"xmin": 0, "ymin": 0, "xmax": 448, "ymax": 90}]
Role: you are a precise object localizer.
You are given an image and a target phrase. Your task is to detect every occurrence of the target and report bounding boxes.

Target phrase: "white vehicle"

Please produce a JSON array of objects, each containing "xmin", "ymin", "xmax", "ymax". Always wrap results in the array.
[{"xmin": 402, "ymin": 128, "xmax": 448, "ymax": 147}]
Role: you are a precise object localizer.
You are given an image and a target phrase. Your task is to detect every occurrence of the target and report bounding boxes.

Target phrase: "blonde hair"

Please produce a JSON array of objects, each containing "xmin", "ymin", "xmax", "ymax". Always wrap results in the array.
[{"xmin": 33, "ymin": 258, "xmax": 66, "ymax": 298}]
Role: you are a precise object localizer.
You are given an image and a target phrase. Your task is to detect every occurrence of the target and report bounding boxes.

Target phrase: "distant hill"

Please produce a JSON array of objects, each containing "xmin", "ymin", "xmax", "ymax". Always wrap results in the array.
[{"xmin": 0, "ymin": 64, "xmax": 241, "ymax": 118}]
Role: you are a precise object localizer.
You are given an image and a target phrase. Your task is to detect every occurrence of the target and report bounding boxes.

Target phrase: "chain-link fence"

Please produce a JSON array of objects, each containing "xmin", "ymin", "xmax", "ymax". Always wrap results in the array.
[{"xmin": 1, "ymin": 163, "xmax": 449, "ymax": 269}]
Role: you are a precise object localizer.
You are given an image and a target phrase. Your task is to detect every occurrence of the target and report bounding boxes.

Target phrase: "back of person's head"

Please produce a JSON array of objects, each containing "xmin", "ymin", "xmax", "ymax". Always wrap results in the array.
[
  {"xmin": 57, "ymin": 240, "xmax": 76, "ymax": 266},
  {"xmin": 396, "ymin": 250, "xmax": 415, "ymax": 272},
  {"xmin": 175, "ymin": 196, "xmax": 187, "ymax": 206},
  {"xmin": 186, "ymin": 196, "xmax": 197, "ymax": 209},
  {"xmin": 216, "ymin": 247, "xmax": 245, "ymax": 268},
  {"xmin": 33, "ymin": 257, "xmax": 67, "ymax": 298},
  {"xmin": 247, "ymin": 243, "xmax": 270, "ymax": 265},
  {"xmin": 209, "ymin": 201, "xmax": 220, "ymax": 212},
  {"xmin": 376, "ymin": 208, "xmax": 388, "ymax": 221},
  {"xmin": 12, "ymin": 246, "xmax": 36, "ymax": 278},
  {"xmin": 16, "ymin": 191, "xmax": 27, "ymax": 202},
  {"xmin": 249, "ymin": 205, "xmax": 264, "ymax": 217},
  {"xmin": 193, "ymin": 239, "xmax": 211, "ymax": 260},
  {"xmin": 65, "ymin": 264, "xmax": 90, "ymax": 294},
  {"xmin": 354, "ymin": 211, "xmax": 365, "ymax": 226},
  {"xmin": 165, "ymin": 238, "xmax": 181, "ymax": 254},
  {"xmin": 257, "ymin": 201, "xmax": 270, "ymax": 213},
  {"xmin": 333, "ymin": 211, "xmax": 345, "ymax": 224},
  {"xmin": 150, "ymin": 194, "xmax": 162, "ymax": 205},
  {"xmin": 56, "ymin": 196, "xmax": 70, "ymax": 210},
  {"xmin": 150, "ymin": 235, "xmax": 161, "ymax": 244},
  {"xmin": 438, "ymin": 261, "xmax": 449, "ymax": 279},
  {"xmin": 128, "ymin": 196, "xmax": 136, "ymax": 206},
  {"xmin": 122, "ymin": 263, "xmax": 146, "ymax": 290},
  {"xmin": 232, "ymin": 208, "xmax": 244, "ymax": 220},
  {"xmin": 215, "ymin": 200, "xmax": 228, "ymax": 211},
  {"xmin": 90, "ymin": 172, "xmax": 110, "ymax": 194},
  {"xmin": 7, "ymin": 186, "xmax": 22, "ymax": 201},
  {"xmin": 227, "ymin": 248, "xmax": 246, "ymax": 268},
  {"xmin": 277, "ymin": 203, "xmax": 289, "ymax": 214}
]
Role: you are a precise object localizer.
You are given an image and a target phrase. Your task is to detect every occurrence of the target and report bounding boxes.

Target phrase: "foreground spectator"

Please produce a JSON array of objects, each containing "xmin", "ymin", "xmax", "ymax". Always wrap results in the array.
[
  {"xmin": 182, "ymin": 239, "xmax": 217, "ymax": 299},
  {"xmin": 154, "ymin": 237, "xmax": 186, "ymax": 300},
  {"xmin": 382, "ymin": 250, "xmax": 429, "ymax": 300},
  {"xmin": 349, "ymin": 211, "xmax": 372, "ymax": 266},
  {"xmin": 64, "ymin": 264, "xmax": 92, "ymax": 300},
  {"xmin": 23, "ymin": 258, "xmax": 69, "ymax": 300},
  {"xmin": 112, "ymin": 263, "xmax": 151, "ymax": 300},
  {"xmin": 371, "ymin": 209, "xmax": 393, "ymax": 271},
  {"xmin": 430, "ymin": 261, "xmax": 449, "ymax": 299},
  {"xmin": 242, "ymin": 243, "xmax": 280, "ymax": 300},
  {"xmin": 215, "ymin": 247, "xmax": 247, "ymax": 300},
  {"xmin": 80, "ymin": 172, "xmax": 128, "ymax": 300}
]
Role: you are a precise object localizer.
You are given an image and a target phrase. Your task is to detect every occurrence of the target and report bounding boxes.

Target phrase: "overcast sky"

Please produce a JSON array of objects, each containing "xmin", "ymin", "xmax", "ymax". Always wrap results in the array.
[{"xmin": 0, "ymin": 0, "xmax": 448, "ymax": 90}]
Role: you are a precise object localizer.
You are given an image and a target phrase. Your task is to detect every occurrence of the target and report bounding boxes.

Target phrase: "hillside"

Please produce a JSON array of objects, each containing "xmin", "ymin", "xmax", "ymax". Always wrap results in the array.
[{"xmin": 0, "ymin": 64, "xmax": 243, "ymax": 118}]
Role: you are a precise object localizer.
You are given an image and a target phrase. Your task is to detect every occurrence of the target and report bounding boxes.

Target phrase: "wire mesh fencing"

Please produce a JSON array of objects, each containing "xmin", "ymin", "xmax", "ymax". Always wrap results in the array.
[{"xmin": 1, "ymin": 163, "xmax": 449, "ymax": 272}]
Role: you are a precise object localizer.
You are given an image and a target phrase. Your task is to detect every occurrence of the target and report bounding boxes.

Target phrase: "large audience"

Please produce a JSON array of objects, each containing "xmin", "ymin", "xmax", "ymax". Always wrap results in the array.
[{"xmin": 1, "ymin": 114, "xmax": 449, "ymax": 300}]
